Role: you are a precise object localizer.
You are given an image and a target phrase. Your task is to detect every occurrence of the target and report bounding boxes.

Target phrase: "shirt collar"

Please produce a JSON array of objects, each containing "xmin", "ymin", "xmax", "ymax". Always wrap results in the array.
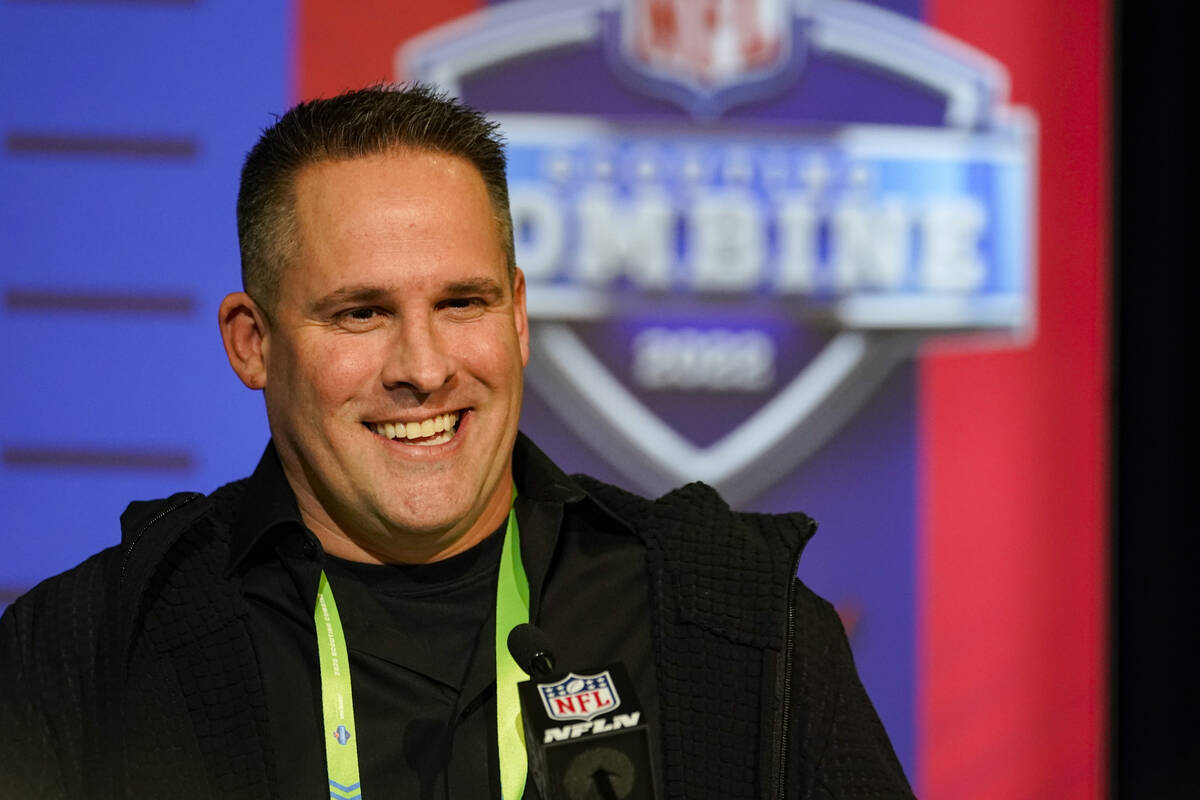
[
  {"xmin": 512, "ymin": 432, "xmax": 633, "ymax": 534},
  {"xmin": 226, "ymin": 441, "xmax": 307, "ymax": 576}
]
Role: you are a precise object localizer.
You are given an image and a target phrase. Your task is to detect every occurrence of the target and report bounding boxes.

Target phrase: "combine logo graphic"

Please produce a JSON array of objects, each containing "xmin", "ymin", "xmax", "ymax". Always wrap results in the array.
[
  {"xmin": 539, "ymin": 671, "xmax": 622, "ymax": 722},
  {"xmin": 332, "ymin": 724, "xmax": 351, "ymax": 745},
  {"xmin": 402, "ymin": 0, "xmax": 1035, "ymax": 504}
]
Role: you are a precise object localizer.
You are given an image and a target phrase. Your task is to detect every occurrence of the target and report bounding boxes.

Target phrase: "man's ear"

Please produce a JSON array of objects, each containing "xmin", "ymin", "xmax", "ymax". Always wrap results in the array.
[
  {"xmin": 512, "ymin": 267, "xmax": 530, "ymax": 367},
  {"xmin": 219, "ymin": 292, "xmax": 270, "ymax": 390}
]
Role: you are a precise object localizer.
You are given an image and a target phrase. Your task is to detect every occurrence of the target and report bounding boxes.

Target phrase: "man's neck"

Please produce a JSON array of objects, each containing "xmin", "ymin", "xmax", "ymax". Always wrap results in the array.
[{"xmin": 293, "ymin": 478, "xmax": 514, "ymax": 565}]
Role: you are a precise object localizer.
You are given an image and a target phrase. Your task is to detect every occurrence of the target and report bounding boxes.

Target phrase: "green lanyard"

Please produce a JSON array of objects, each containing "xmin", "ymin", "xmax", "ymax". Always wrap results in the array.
[
  {"xmin": 313, "ymin": 495, "xmax": 529, "ymax": 800},
  {"xmin": 315, "ymin": 570, "xmax": 362, "ymax": 800}
]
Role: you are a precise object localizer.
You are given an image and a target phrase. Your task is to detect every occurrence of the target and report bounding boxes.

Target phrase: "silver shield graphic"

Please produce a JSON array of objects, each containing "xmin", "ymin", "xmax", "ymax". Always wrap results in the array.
[{"xmin": 401, "ymin": 0, "xmax": 1036, "ymax": 505}]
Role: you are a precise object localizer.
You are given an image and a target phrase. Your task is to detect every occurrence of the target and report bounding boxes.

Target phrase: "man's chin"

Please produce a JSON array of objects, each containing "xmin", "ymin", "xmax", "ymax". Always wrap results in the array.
[{"xmin": 356, "ymin": 499, "xmax": 500, "ymax": 561}]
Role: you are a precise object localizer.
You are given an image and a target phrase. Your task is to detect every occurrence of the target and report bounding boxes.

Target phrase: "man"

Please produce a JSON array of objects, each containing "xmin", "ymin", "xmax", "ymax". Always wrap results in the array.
[{"xmin": 0, "ymin": 85, "xmax": 912, "ymax": 799}]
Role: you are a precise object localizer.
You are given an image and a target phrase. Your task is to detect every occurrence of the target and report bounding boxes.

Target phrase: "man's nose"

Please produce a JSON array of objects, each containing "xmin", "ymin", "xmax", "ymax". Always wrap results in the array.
[{"xmin": 381, "ymin": 315, "xmax": 455, "ymax": 394}]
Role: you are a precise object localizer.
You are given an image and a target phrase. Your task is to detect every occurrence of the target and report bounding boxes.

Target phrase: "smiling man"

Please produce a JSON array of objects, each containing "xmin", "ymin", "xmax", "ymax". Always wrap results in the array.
[
  {"xmin": 0, "ymin": 86, "xmax": 912, "ymax": 799},
  {"xmin": 221, "ymin": 148, "xmax": 528, "ymax": 566}
]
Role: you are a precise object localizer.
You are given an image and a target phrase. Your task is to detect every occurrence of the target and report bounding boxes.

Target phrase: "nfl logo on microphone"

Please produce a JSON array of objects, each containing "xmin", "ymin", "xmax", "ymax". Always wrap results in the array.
[{"xmin": 539, "ymin": 671, "xmax": 622, "ymax": 722}]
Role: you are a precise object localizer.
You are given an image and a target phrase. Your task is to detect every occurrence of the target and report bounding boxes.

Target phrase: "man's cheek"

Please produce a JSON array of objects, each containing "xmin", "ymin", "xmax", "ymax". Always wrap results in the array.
[
  {"xmin": 462, "ymin": 331, "xmax": 518, "ymax": 369},
  {"xmin": 313, "ymin": 342, "xmax": 379, "ymax": 385}
]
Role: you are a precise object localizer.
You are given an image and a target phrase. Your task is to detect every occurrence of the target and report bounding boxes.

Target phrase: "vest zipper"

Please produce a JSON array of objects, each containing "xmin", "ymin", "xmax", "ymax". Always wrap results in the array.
[
  {"xmin": 119, "ymin": 493, "xmax": 202, "ymax": 585},
  {"xmin": 776, "ymin": 558, "xmax": 799, "ymax": 800}
]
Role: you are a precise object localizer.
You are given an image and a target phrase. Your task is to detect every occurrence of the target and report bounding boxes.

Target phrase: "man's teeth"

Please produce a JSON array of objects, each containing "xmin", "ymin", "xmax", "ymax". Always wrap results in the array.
[{"xmin": 367, "ymin": 412, "xmax": 459, "ymax": 445}]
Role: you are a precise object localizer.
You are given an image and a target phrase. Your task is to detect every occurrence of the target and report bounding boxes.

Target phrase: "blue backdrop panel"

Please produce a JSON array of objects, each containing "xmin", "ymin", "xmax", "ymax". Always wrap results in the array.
[{"xmin": 1, "ymin": 1, "xmax": 289, "ymax": 592}]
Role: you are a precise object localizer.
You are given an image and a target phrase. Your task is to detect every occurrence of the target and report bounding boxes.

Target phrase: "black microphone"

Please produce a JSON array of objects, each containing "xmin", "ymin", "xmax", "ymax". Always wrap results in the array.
[
  {"xmin": 508, "ymin": 624, "xmax": 657, "ymax": 800},
  {"xmin": 507, "ymin": 622, "xmax": 559, "ymax": 679}
]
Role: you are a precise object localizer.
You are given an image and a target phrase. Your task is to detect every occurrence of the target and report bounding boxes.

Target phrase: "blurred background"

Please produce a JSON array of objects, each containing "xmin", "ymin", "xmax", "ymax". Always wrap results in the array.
[{"xmin": 0, "ymin": 0, "xmax": 1189, "ymax": 796}]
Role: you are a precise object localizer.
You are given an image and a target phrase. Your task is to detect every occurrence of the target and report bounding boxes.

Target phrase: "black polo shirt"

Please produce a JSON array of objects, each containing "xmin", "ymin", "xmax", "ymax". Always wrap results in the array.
[{"xmin": 227, "ymin": 436, "xmax": 661, "ymax": 799}]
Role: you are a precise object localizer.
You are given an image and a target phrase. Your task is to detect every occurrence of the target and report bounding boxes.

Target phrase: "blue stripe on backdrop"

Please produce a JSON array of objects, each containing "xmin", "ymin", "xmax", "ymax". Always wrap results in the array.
[{"xmin": 0, "ymin": 1, "xmax": 292, "ymax": 592}]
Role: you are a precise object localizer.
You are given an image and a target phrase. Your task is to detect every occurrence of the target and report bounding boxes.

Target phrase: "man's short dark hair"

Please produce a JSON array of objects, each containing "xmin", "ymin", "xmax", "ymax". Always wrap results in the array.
[{"xmin": 237, "ymin": 83, "xmax": 514, "ymax": 314}]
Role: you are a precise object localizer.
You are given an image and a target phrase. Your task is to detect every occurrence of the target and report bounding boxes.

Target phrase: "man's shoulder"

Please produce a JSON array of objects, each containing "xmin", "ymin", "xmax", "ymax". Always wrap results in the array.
[
  {"xmin": 572, "ymin": 473, "xmax": 817, "ymax": 555},
  {"xmin": 119, "ymin": 477, "xmax": 250, "ymax": 545},
  {"xmin": 1, "ymin": 544, "xmax": 119, "ymax": 635},
  {"xmin": 4, "ymin": 478, "xmax": 249, "ymax": 628},
  {"xmin": 571, "ymin": 473, "xmax": 818, "ymax": 648}
]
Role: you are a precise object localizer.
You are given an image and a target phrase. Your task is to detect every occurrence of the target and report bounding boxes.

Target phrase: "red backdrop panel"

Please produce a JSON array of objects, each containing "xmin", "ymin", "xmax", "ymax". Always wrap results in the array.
[
  {"xmin": 298, "ymin": 0, "xmax": 479, "ymax": 99},
  {"xmin": 920, "ymin": 1, "xmax": 1109, "ymax": 798}
]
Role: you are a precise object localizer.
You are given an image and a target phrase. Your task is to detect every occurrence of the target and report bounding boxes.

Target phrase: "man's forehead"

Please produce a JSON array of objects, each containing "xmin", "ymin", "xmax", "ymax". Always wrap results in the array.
[
  {"xmin": 275, "ymin": 151, "xmax": 509, "ymax": 302},
  {"xmin": 292, "ymin": 147, "xmax": 484, "ymax": 193},
  {"xmin": 288, "ymin": 149, "xmax": 496, "ymax": 243}
]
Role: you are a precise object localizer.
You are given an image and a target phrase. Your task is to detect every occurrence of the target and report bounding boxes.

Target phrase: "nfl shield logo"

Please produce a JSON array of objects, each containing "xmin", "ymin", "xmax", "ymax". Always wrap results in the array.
[
  {"xmin": 608, "ymin": 0, "xmax": 803, "ymax": 117},
  {"xmin": 538, "ymin": 671, "xmax": 622, "ymax": 722},
  {"xmin": 622, "ymin": 0, "xmax": 790, "ymax": 88}
]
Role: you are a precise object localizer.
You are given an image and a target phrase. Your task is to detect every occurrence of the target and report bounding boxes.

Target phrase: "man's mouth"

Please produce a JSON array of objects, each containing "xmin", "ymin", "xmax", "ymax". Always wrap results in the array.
[{"xmin": 364, "ymin": 411, "xmax": 461, "ymax": 446}]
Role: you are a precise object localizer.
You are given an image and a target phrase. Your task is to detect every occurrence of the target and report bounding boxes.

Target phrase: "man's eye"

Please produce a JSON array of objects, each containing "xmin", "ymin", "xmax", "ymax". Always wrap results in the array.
[
  {"xmin": 337, "ymin": 307, "xmax": 384, "ymax": 327},
  {"xmin": 445, "ymin": 298, "xmax": 482, "ymax": 310}
]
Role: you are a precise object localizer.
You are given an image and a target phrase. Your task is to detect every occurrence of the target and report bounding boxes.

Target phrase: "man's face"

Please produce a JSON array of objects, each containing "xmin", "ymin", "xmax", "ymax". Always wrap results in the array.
[{"xmin": 260, "ymin": 149, "xmax": 528, "ymax": 562}]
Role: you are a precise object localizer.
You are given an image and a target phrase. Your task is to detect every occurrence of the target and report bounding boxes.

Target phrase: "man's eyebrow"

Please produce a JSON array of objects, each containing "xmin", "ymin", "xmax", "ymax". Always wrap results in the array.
[
  {"xmin": 309, "ymin": 285, "xmax": 396, "ymax": 314},
  {"xmin": 444, "ymin": 278, "xmax": 506, "ymax": 299},
  {"xmin": 308, "ymin": 279, "xmax": 507, "ymax": 314}
]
